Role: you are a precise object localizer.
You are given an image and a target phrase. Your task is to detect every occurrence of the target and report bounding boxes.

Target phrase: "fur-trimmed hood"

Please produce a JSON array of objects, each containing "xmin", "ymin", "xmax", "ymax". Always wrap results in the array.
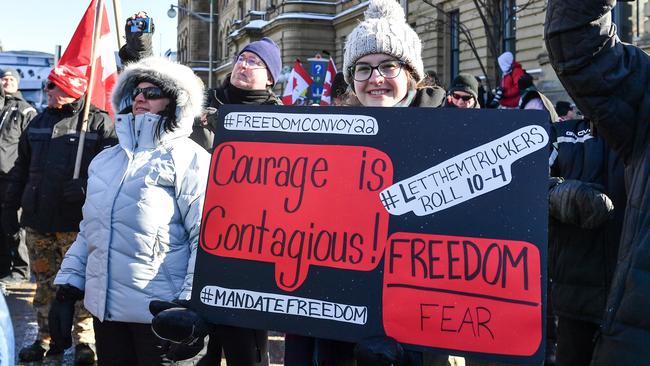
[{"xmin": 111, "ymin": 57, "xmax": 205, "ymax": 129}]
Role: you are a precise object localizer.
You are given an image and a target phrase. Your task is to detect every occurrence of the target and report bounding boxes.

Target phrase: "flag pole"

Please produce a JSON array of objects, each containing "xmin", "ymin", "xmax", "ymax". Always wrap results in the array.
[
  {"xmin": 73, "ymin": 0, "xmax": 104, "ymax": 179},
  {"xmin": 112, "ymin": 0, "xmax": 125, "ymax": 49}
]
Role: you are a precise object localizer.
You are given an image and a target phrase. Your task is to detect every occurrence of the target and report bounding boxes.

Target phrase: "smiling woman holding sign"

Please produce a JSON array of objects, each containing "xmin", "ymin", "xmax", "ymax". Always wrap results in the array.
[
  {"xmin": 49, "ymin": 57, "xmax": 210, "ymax": 365},
  {"xmin": 282, "ymin": 0, "xmax": 447, "ymax": 365},
  {"xmin": 341, "ymin": 0, "xmax": 445, "ymax": 109},
  {"xmin": 347, "ymin": 0, "xmax": 448, "ymax": 364}
]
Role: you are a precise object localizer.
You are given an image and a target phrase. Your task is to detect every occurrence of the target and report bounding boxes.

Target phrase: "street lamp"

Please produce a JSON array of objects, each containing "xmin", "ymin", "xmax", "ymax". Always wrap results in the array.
[
  {"xmin": 167, "ymin": 6, "xmax": 178, "ymax": 19},
  {"xmin": 168, "ymin": 2, "xmax": 215, "ymax": 89}
]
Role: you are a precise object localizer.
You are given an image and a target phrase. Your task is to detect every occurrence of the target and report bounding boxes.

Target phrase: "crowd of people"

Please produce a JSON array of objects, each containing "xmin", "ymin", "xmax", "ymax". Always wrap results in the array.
[{"xmin": 0, "ymin": 0, "xmax": 647, "ymax": 365}]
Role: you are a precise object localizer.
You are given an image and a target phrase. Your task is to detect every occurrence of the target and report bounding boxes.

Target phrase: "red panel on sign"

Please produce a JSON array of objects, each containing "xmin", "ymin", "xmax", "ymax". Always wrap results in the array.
[
  {"xmin": 201, "ymin": 142, "xmax": 393, "ymax": 291},
  {"xmin": 383, "ymin": 233, "xmax": 542, "ymax": 356}
]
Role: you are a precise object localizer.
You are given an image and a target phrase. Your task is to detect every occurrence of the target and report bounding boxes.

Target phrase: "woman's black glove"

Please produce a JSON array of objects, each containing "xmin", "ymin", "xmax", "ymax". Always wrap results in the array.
[
  {"xmin": 354, "ymin": 336, "xmax": 405, "ymax": 366},
  {"xmin": 549, "ymin": 177, "xmax": 614, "ymax": 229},
  {"xmin": 149, "ymin": 300, "xmax": 210, "ymax": 361},
  {"xmin": 48, "ymin": 284, "xmax": 84, "ymax": 351}
]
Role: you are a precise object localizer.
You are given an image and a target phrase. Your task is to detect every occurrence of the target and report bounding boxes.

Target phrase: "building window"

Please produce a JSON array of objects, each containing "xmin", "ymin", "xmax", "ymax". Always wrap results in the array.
[
  {"xmin": 217, "ymin": 30, "xmax": 222, "ymax": 60},
  {"xmin": 183, "ymin": 30, "xmax": 189, "ymax": 63},
  {"xmin": 224, "ymin": 26, "xmax": 231, "ymax": 60},
  {"xmin": 179, "ymin": 30, "xmax": 189, "ymax": 63},
  {"xmin": 253, "ymin": 0, "xmax": 260, "ymax": 10},
  {"xmin": 449, "ymin": 10, "xmax": 460, "ymax": 80},
  {"xmin": 502, "ymin": 0, "xmax": 516, "ymax": 53},
  {"xmin": 612, "ymin": 2, "xmax": 633, "ymax": 43},
  {"xmin": 238, "ymin": 1, "xmax": 245, "ymax": 19}
]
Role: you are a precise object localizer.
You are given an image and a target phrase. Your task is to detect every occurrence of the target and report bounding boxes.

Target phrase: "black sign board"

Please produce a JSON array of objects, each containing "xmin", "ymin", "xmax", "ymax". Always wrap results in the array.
[{"xmin": 192, "ymin": 105, "xmax": 549, "ymax": 364}]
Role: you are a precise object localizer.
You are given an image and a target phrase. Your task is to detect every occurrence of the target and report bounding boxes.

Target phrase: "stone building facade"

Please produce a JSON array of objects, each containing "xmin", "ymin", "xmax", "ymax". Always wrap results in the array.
[{"xmin": 175, "ymin": 0, "xmax": 648, "ymax": 102}]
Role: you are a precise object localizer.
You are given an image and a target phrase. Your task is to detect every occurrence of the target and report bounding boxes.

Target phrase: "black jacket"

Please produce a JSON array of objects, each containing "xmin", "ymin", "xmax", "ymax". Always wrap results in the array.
[
  {"xmin": 548, "ymin": 118, "xmax": 625, "ymax": 323},
  {"xmin": 546, "ymin": 1, "xmax": 650, "ymax": 363},
  {"xmin": 0, "ymin": 91, "xmax": 37, "ymax": 179},
  {"xmin": 410, "ymin": 86, "xmax": 446, "ymax": 108},
  {"xmin": 3, "ymin": 98, "xmax": 116, "ymax": 233}
]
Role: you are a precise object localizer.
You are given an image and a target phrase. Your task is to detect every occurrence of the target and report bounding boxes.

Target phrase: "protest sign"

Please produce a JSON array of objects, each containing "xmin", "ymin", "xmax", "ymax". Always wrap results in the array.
[{"xmin": 192, "ymin": 105, "xmax": 549, "ymax": 363}]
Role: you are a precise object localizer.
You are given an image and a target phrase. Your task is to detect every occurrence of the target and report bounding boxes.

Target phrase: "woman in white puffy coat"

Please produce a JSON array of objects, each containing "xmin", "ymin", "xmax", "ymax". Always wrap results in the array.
[{"xmin": 53, "ymin": 57, "xmax": 210, "ymax": 365}]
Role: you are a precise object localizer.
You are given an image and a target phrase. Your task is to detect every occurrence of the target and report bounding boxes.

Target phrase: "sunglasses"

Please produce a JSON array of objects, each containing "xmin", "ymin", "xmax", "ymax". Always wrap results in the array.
[
  {"xmin": 45, "ymin": 81, "xmax": 56, "ymax": 90},
  {"xmin": 451, "ymin": 92, "xmax": 474, "ymax": 102},
  {"xmin": 131, "ymin": 86, "xmax": 166, "ymax": 100}
]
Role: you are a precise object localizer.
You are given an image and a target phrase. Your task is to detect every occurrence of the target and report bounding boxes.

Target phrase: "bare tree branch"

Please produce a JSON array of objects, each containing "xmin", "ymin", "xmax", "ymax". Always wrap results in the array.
[
  {"xmin": 421, "ymin": 0, "xmax": 492, "ymax": 88},
  {"xmin": 516, "ymin": 0, "xmax": 544, "ymax": 15},
  {"xmin": 471, "ymin": 0, "xmax": 501, "ymax": 83},
  {"xmin": 422, "ymin": 0, "xmax": 546, "ymax": 87}
]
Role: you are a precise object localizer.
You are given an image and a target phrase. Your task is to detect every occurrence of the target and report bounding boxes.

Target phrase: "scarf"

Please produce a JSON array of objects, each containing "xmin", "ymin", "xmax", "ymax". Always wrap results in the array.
[{"xmin": 225, "ymin": 80, "xmax": 277, "ymax": 105}]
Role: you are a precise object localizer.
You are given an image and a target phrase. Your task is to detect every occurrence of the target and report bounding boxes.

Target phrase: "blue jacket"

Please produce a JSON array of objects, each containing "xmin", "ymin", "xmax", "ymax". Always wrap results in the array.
[
  {"xmin": 0, "ymin": 293, "xmax": 14, "ymax": 366},
  {"xmin": 55, "ymin": 111, "xmax": 209, "ymax": 323}
]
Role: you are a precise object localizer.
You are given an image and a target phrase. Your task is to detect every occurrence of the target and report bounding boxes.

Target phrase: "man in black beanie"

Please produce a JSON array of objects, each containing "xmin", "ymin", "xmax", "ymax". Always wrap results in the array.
[
  {"xmin": 445, "ymin": 73, "xmax": 479, "ymax": 109},
  {"xmin": 191, "ymin": 37, "xmax": 283, "ymax": 152}
]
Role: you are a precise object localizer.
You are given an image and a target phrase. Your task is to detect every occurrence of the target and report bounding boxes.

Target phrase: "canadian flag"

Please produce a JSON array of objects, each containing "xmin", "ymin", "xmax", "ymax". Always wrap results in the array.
[
  {"xmin": 58, "ymin": 0, "xmax": 118, "ymax": 116},
  {"xmin": 319, "ymin": 58, "xmax": 337, "ymax": 106},
  {"xmin": 282, "ymin": 59, "xmax": 313, "ymax": 105}
]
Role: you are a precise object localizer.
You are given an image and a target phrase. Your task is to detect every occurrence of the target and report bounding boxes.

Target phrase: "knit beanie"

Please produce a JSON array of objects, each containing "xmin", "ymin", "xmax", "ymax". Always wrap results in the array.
[
  {"xmin": 239, "ymin": 37, "xmax": 282, "ymax": 86},
  {"xmin": 448, "ymin": 73, "xmax": 479, "ymax": 100},
  {"xmin": 518, "ymin": 72, "xmax": 535, "ymax": 91},
  {"xmin": 48, "ymin": 65, "xmax": 88, "ymax": 99},
  {"xmin": 0, "ymin": 67, "xmax": 21, "ymax": 84},
  {"xmin": 343, "ymin": 0, "xmax": 424, "ymax": 86},
  {"xmin": 554, "ymin": 101, "xmax": 572, "ymax": 116}
]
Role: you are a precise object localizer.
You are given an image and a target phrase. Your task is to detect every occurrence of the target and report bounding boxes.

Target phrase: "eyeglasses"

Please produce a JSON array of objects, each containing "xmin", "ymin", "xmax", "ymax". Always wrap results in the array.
[
  {"xmin": 235, "ymin": 55, "xmax": 266, "ymax": 69},
  {"xmin": 451, "ymin": 92, "xmax": 474, "ymax": 102},
  {"xmin": 131, "ymin": 86, "xmax": 166, "ymax": 100},
  {"xmin": 45, "ymin": 81, "xmax": 56, "ymax": 90},
  {"xmin": 350, "ymin": 60, "xmax": 404, "ymax": 81}
]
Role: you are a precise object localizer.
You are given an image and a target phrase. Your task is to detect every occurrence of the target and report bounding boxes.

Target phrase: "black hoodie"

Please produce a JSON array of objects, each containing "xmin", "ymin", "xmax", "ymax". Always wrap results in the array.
[
  {"xmin": 2, "ymin": 98, "xmax": 116, "ymax": 232},
  {"xmin": 546, "ymin": 0, "xmax": 650, "ymax": 364},
  {"xmin": 0, "ymin": 90, "xmax": 37, "ymax": 179}
]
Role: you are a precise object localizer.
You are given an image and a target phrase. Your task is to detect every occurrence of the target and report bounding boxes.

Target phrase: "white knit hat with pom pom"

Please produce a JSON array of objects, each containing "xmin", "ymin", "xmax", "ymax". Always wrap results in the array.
[{"xmin": 343, "ymin": 0, "xmax": 424, "ymax": 85}]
